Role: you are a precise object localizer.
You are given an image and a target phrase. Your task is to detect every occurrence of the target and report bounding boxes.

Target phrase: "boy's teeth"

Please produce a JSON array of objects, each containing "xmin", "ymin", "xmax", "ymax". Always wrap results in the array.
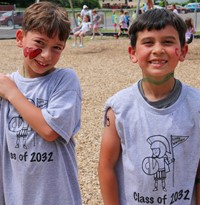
[{"xmin": 151, "ymin": 60, "xmax": 165, "ymax": 64}]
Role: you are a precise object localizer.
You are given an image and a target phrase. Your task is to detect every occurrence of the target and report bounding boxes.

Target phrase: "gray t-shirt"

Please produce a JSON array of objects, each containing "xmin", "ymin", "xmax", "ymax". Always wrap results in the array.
[
  {"xmin": 104, "ymin": 81, "xmax": 200, "ymax": 205},
  {"xmin": 0, "ymin": 68, "xmax": 82, "ymax": 205}
]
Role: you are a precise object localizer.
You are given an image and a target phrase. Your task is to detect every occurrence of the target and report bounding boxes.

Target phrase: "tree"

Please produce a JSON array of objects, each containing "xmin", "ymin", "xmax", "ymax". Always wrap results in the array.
[
  {"xmin": 79, "ymin": 0, "xmax": 100, "ymax": 8},
  {"xmin": 15, "ymin": 0, "xmax": 35, "ymax": 7},
  {"xmin": 13, "ymin": 0, "xmax": 100, "ymax": 9},
  {"xmin": 68, "ymin": 0, "xmax": 77, "ymax": 26},
  {"xmin": 0, "ymin": 0, "xmax": 15, "ymax": 4}
]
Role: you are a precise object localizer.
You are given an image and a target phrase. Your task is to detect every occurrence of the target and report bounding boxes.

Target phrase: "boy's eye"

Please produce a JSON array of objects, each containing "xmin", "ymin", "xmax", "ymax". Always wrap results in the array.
[
  {"xmin": 143, "ymin": 41, "xmax": 153, "ymax": 45},
  {"xmin": 34, "ymin": 40, "xmax": 44, "ymax": 45},
  {"xmin": 54, "ymin": 46, "xmax": 63, "ymax": 51},
  {"xmin": 163, "ymin": 40, "xmax": 174, "ymax": 45}
]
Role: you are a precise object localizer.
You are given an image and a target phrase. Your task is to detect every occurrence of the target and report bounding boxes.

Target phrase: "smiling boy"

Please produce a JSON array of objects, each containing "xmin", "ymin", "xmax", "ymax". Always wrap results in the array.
[
  {"xmin": 0, "ymin": 2, "xmax": 82, "ymax": 205},
  {"xmin": 99, "ymin": 9, "xmax": 200, "ymax": 205}
]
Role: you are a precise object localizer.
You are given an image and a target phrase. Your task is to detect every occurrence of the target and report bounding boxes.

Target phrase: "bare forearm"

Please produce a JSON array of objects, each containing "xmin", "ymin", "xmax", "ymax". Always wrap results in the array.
[
  {"xmin": 99, "ymin": 166, "xmax": 120, "ymax": 205},
  {"xmin": 8, "ymin": 87, "xmax": 59, "ymax": 141}
]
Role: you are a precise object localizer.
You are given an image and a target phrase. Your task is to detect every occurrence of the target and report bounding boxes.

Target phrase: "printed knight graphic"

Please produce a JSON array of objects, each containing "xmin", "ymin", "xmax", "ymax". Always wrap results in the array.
[
  {"xmin": 8, "ymin": 98, "xmax": 48, "ymax": 149},
  {"xmin": 142, "ymin": 135, "xmax": 189, "ymax": 191},
  {"xmin": 9, "ymin": 116, "xmax": 32, "ymax": 149}
]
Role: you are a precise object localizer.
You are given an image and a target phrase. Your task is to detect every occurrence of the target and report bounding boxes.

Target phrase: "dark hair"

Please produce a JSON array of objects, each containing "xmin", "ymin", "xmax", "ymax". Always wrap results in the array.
[
  {"xmin": 84, "ymin": 14, "xmax": 90, "ymax": 22},
  {"xmin": 185, "ymin": 17, "xmax": 194, "ymax": 29},
  {"xmin": 22, "ymin": 2, "xmax": 70, "ymax": 41},
  {"xmin": 129, "ymin": 9, "xmax": 187, "ymax": 48}
]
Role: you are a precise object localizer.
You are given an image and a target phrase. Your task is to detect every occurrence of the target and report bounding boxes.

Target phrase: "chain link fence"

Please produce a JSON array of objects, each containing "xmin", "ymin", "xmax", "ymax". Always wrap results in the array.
[{"xmin": 68, "ymin": 9, "xmax": 200, "ymax": 31}]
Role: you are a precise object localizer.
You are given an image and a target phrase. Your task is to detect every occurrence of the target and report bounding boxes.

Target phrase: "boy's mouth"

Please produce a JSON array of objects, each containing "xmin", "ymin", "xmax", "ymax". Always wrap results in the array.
[
  {"xmin": 149, "ymin": 60, "xmax": 167, "ymax": 65},
  {"xmin": 35, "ymin": 59, "xmax": 49, "ymax": 67}
]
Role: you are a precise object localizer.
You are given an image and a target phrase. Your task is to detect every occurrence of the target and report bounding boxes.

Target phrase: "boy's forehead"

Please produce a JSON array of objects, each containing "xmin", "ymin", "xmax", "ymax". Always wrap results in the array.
[
  {"xmin": 25, "ymin": 30, "xmax": 65, "ymax": 43},
  {"xmin": 137, "ymin": 25, "xmax": 179, "ymax": 38}
]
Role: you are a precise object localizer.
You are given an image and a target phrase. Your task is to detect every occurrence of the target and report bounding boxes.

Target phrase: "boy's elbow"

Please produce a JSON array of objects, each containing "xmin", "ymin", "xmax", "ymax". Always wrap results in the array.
[{"xmin": 41, "ymin": 128, "xmax": 59, "ymax": 142}]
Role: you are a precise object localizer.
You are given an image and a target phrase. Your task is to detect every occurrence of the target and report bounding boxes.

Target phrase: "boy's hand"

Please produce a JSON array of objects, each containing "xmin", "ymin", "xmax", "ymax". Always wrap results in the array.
[
  {"xmin": 0, "ymin": 73, "xmax": 59, "ymax": 141},
  {"xmin": 0, "ymin": 74, "xmax": 18, "ymax": 100}
]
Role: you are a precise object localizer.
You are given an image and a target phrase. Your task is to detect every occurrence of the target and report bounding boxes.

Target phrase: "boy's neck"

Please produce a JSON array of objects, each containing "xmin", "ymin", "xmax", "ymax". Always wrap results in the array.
[{"xmin": 141, "ymin": 77, "xmax": 176, "ymax": 102}]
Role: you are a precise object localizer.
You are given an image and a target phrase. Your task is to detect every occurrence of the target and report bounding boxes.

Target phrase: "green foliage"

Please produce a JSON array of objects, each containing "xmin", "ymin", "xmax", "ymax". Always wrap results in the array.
[
  {"xmin": 80, "ymin": 0, "xmax": 100, "ymax": 8},
  {"xmin": 15, "ymin": 0, "xmax": 35, "ymax": 7},
  {"xmin": 158, "ymin": 1, "xmax": 165, "ymax": 7},
  {"xmin": 1, "ymin": 0, "xmax": 101, "ymax": 9},
  {"xmin": 0, "ymin": 0, "xmax": 15, "ymax": 5},
  {"xmin": 65, "ymin": 0, "xmax": 80, "ymax": 7},
  {"xmin": 50, "ymin": 0, "xmax": 66, "ymax": 7},
  {"xmin": 0, "ymin": 2, "xmax": 10, "ymax": 5},
  {"xmin": 65, "ymin": 0, "xmax": 100, "ymax": 9}
]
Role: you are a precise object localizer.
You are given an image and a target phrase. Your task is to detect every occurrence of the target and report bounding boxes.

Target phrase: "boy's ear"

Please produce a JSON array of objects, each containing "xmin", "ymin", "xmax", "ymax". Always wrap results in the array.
[
  {"xmin": 16, "ymin": 29, "xmax": 24, "ymax": 48},
  {"xmin": 179, "ymin": 44, "xmax": 188, "ymax": 62},
  {"xmin": 128, "ymin": 46, "xmax": 138, "ymax": 63}
]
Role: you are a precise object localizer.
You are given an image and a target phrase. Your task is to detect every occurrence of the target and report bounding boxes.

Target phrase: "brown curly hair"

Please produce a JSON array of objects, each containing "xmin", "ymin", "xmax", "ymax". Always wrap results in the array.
[{"xmin": 22, "ymin": 2, "xmax": 70, "ymax": 41}]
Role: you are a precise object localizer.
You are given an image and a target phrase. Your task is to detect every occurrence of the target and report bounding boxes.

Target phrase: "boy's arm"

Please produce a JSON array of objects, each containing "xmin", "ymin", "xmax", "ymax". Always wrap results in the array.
[
  {"xmin": 98, "ymin": 108, "xmax": 121, "ymax": 205},
  {"xmin": 0, "ymin": 74, "xmax": 59, "ymax": 141},
  {"xmin": 196, "ymin": 161, "xmax": 200, "ymax": 205}
]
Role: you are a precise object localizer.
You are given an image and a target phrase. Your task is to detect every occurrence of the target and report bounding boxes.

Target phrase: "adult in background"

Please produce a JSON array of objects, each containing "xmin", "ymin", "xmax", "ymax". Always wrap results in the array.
[{"xmin": 81, "ymin": 5, "xmax": 90, "ymax": 18}]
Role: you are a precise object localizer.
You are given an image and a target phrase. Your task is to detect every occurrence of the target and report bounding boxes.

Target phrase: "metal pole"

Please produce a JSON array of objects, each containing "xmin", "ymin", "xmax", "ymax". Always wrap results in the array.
[
  {"xmin": 136, "ymin": 0, "xmax": 141, "ymax": 17},
  {"xmin": 194, "ymin": 0, "xmax": 197, "ymax": 30}
]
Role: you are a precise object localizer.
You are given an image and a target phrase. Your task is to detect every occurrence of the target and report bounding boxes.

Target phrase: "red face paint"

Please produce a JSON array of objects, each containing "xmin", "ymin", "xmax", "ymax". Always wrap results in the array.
[
  {"xmin": 23, "ymin": 47, "xmax": 42, "ymax": 59},
  {"xmin": 24, "ymin": 47, "xmax": 29, "ymax": 58},
  {"xmin": 29, "ymin": 48, "xmax": 42, "ymax": 59}
]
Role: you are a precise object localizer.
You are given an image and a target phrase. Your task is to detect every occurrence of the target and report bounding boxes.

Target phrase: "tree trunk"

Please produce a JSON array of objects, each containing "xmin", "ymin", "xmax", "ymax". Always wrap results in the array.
[{"xmin": 68, "ymin": 0, "xmax": 77, "ymax": 27}]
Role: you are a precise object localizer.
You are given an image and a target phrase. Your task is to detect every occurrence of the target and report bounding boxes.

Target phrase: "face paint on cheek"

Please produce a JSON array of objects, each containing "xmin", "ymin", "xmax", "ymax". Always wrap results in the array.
[
  {"xmin": 175, "ymin": 48, "xmax": 180, "ymax": 57},
  {"xmin": 29, "ymin": 48, "xmax": 42, "ymax": 59},
  {"xmin": 23, "ymin": 47, "xmax": 42, "ymax": 59},
  {"xmin": 24, "ymin": 47, "xmax": 29, "ymax": 58}
]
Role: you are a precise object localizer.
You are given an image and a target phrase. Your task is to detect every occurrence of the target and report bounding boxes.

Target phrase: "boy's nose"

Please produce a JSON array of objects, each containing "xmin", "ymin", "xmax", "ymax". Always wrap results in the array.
[
  {"xmin": 152, "ymin": 44, "xmax": 165, "ymax": 55},
  {"xmin": 41, "ymin": 48, "xmax": 52, "ymax": 60}
]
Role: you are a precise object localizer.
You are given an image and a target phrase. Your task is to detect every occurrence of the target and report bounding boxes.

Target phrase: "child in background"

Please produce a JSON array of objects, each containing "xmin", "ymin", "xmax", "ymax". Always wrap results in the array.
[
  {"xmin": 76, "ymin": 12, "xmax": 82, "ymax": 26},
  {"xmin": 91, "ymin": 9, "xmax": 103, "ymax": 40},
  {"xmin": 112, "ymin": 10, "xmax": 118, "ymax": 32},
  {"xmin": 125, "ymin": 11, "xmax": 130, "ymax": 27},
  {"xmin": 73, "ymin": 14, "xmax": 92, "ymax": 47},
  {"xmin": 185, "ymin": 17, "xmax": 196, "ymax": 44},
  {"xmin": 0, "ymin": 2, "xmax": 82, "ymax": 205},
  {"xmin": 114, "ymin": 9, "xmax": 128, "ymax": 39},
  {"xmin": 147, "ymin": 0, "xmax": 154, "ymax": 10},
  {"xmin": 172, "ymin": 4, "xmax": 179, "ymax": 14},
  {"xmin": 99, "ymin": 9, "xmax": 200, "ymax": 205}
]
